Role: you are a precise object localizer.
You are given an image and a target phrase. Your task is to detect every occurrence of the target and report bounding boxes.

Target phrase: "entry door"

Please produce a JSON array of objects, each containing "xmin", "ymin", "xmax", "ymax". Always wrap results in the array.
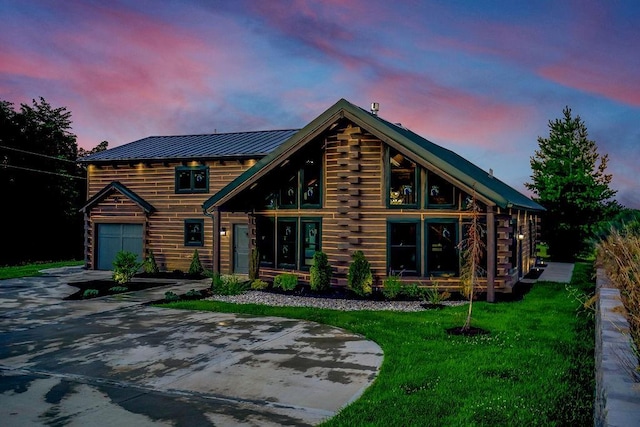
[
  {"xmin": 233, "ymin": 224, "xmax": 249, "ymax": 274},
  {"xmin": 96, "ymin": 223, "xmax": 143, "ymax": 270}
]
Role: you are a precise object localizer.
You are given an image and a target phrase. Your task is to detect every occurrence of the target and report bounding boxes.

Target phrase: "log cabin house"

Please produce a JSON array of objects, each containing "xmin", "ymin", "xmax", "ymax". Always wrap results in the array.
[{"xmin": 80, "ymin": 98, "xmax": 544, "ymax": 299}]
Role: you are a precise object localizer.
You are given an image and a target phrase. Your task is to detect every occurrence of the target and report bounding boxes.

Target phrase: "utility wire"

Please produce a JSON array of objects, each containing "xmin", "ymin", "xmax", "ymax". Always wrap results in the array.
[
  {"xmin": 1, "ymin": 163, "xmax": 86, "ymax": 180},
  {"xmin": 0, "ymin": 144, "xmax": 79, "ymax": 164}
]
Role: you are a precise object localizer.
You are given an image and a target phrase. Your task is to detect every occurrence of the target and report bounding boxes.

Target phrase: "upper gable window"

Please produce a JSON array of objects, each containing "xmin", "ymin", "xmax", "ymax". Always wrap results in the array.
[
  {"xmin": 301, "ymin": 158, "xmax": 321, "ymax": 207},
  {"xmin": 389, "ymin": 148, "xmax": 418, "ymax": 207},
  {"xmin": 426, "ymin": 171, "xmax": 455, "ymax": 207},
  {"xmin": 175, "ymin": 166, "xmax": 209, "ymax": 193}
]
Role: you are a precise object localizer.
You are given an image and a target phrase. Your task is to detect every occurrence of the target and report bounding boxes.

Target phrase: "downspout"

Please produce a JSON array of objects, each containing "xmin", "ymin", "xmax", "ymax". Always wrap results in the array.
[
  {"xmin": 203, "ymin": 206, "xmax": 220, "ymax": 276},
  {"xmin": 486, "ymin": 206, "xmax": 496, "ymax": 303}
]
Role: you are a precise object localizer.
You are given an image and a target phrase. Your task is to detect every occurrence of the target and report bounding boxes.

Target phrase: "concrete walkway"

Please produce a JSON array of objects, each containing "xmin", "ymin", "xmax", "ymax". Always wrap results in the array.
[
  {"xmin": 0, "ymin": 267, "xmax": 383, "ymax": 426},
  {"xmin": 536, "ymin": 262, "xmax": 574, "ymax": 283}
]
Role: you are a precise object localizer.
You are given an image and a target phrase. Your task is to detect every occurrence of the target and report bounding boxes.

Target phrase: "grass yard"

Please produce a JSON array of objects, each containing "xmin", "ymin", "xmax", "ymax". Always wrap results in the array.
[
  {"xmin": 0, "ymin": 260, "xmax": 83, "ymax": 280},
  {"xmin": 161, "ymin": 263, "xmax": 595, "ymax": 426}
]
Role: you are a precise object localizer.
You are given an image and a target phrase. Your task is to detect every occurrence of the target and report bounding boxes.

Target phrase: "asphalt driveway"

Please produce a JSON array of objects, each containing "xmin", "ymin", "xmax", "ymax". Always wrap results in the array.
[{"xmin": 0, "ymin": 267, "xmax": 383, "ymax": 426}]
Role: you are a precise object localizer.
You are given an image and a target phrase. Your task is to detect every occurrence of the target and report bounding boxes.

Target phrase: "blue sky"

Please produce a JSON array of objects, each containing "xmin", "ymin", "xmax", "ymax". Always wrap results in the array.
[{"xmin": 1, "ymin": 0, "xmax": 638, "ymax": 207}]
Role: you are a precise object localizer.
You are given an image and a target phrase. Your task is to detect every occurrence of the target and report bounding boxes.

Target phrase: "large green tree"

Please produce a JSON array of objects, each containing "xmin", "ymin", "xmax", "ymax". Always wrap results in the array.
[
  {"xmin": 0, "ymin": 98, "xmax": 106, "ymax": 265},
  {"xmin": 526, "ymin": 107, "xmax": 619, "ymax": 260}
]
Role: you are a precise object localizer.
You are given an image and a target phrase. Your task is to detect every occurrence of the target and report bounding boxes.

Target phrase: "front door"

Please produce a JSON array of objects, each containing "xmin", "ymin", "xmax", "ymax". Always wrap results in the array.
[{"xmin": 233, "ymin": 224, "xmax": 249, "ymax": 274}]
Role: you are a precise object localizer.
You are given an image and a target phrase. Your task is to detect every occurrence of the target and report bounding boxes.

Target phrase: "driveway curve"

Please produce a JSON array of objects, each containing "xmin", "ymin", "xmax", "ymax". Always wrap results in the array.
[{"xmin": 0, "ymin": 268, "xmax": 383, "ymax": 426}]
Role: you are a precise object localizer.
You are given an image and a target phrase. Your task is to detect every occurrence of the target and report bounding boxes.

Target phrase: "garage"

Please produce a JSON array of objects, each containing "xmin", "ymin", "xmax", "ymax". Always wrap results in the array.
[{"xmin": 96, "ymin": 223, "xmax": 144, "ymax": 270}]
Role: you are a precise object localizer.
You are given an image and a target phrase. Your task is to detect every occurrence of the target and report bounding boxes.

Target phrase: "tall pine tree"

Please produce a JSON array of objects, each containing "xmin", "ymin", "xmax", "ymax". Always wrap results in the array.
[{"xmin": 526, "ymin": 107, "xmax": 619, "ymax": 260}]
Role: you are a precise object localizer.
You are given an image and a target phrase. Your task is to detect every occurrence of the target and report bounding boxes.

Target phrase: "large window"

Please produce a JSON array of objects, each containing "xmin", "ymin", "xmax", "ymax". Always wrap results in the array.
[
  {"xmin": 426, "ymin": 220, "xmax": 458, "ymax": 276},
  {"xmin": 184, "ymin": 219, "xmax": 204, "ymax": 246},
  {"xmin": 175, "ymin": 166, "xmax": 209, "ymax": 193},
  {"xmin": 388, "ymin": 221, "xmax": 420, "ymax": 275},
  {"xmin": 279, "ymin": 174, "xmax": 298, "ymax": 208},
  {"xmin": 301, "ymin": 159, "xmax": 321, "ymax": 207},
  {"xmin": 427, "ymin": 171, "xmax": 455, "ymax": 207},
  {"xmin": 301, "ymin": 219, "xmax": 321, "ymax": 269},
  {"xmin": 277, "ymin": 219, "xmax": 297, "ymax": 268},
  {"xmin": 257, "ymin": 217, "xmax": 274, "ymax": 266},
  {"xmin": 389, "ymin": 148, "xmax": 418, "ymax": 207}
]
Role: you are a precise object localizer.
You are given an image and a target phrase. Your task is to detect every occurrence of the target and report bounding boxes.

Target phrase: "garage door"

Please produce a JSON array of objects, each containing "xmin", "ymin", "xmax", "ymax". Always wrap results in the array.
[{"xmin": 96, "ymin": 223, "xmax": 143, "ymax": 270}]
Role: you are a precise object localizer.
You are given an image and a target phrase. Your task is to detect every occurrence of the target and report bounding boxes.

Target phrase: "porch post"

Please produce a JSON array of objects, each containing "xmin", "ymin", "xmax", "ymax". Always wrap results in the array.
[
  {"xmin": 212, "ymin": 207, "xmax": 221, "ymax": 276},
  {"xmin": 486, "ymin": 207, "xmax": 496, "ymax": 302}
]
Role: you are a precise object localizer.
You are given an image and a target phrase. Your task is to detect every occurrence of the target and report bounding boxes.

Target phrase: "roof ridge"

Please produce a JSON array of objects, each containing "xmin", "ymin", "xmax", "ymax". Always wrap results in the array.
[{"xmin": 145, "ymin": 129, "xmax": 301, "ymax": 138}]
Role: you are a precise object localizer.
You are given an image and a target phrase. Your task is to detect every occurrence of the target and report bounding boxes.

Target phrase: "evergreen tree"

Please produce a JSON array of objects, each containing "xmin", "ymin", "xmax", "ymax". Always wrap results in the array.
[{"xmin": 525, "ymin": 107, "xmax": 619, "ymax": 260}]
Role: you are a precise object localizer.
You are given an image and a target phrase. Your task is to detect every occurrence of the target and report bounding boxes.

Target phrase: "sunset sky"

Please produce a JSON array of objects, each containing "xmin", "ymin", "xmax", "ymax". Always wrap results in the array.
[{"xmin": 1, "ymin": 0, "xmax": 638, "ymax": 208}]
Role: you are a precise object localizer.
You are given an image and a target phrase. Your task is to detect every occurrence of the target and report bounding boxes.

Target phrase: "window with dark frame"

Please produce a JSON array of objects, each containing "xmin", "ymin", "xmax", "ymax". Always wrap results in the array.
[
  {"xmin": 279, "ymin": 174, "xmax": 298, "ymax": 208},
  {"xmin": 184, "ymin": 219, "xmax": 204, "ymax": 246},
  {"xmin": 389, "ymin": 148, "xmax": 418, "ymax": 206},
  {"xmin": 426, "ymin": 221, "xmax": 458, "ymax": 276},
  {"xmin": 301, "ymin": 159, "xmax": 321, "ymax": 207},
  {"xmin": 388, "ymin": 221, "xmax": 420, "ymax": 275},
  {"xmin": 277, "ymin": 219, "xmax": 297, "ymax": 268},
  {"xmin": 256, "ymin": 217, "xmax": 275, "ymax": 267},
  {"xmin": 301, "ymin": 219, "xmax": 321, "ymax": 270},
  {"xmin": 175, "ymin": 166, "xmax": 209, "ymax": 193},
  {"xmin": 427, "ymin": 171, "xmax": 455, "ymax": 206}
]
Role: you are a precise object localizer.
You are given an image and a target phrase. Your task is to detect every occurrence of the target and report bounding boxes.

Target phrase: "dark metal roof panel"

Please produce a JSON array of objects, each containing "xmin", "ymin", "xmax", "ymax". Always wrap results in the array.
[{"xmin": 80, "ymin": 129, "xmax": 300, "ymax": 162}]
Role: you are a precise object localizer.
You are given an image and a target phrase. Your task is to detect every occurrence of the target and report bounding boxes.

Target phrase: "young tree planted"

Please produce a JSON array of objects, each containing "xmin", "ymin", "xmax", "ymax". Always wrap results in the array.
[{"xmin": 525, "ymin": 107, "xmax": 619, "ymax": 260}]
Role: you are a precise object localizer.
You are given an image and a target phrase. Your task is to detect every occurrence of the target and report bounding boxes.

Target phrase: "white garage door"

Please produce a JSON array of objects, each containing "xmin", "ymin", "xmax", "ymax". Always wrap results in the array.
[{"xmin": 96, "ymin": 223, "xmax": 143, "ymax": 270}]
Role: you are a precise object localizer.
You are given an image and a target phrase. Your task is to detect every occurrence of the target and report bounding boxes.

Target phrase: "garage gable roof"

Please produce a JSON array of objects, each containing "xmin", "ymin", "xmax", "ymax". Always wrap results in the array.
[
  {"xmin": 80, "ymin": 181, "xmax": 156, "ymax": 214},
  {"xmin": 203, "ymin": 98, "xmax": 543, "ymax": 212}
]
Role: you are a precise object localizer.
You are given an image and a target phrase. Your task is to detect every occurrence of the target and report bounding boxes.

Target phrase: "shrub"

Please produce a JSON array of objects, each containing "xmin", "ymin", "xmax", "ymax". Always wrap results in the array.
[
  {"xmin": 382, "ymin": 275, "xmax": 403, "ymax": 299},
  {"xmin": 185, "ymin": 289, "xmax": 201, "ymax": 297},
  {"xmin": 188, "ymin": 249, "xmax": 204, "ymax": 276},
  {"xmin": 402, "ymin": 282, "xmax": 425, "ymax": 300},
  {"xmin": 249, "ymin": 248, "xmax": 260, "ymax": 281},
  {"xmin": 108, "ymin": 286, "xmax": 129, "ymax": 293},
  {"xmin": 164, "ymin": 291, "xmax": 179, "ymax": 302},
  {"xmin": 251, "ymin": 279, "xmax": 269, "ymax": 290},
  {"xmin": 348, "ymin": 250, "xmax": 372, "ymax": 296},
  {"xmin": 424, "ymin": 283, "xmax": 451, "ymax": 305},
  {"xmin": 83, "ymin": 289, "xmax": 99, "ymax": 299},
  {"xmin": 310, "ymin": 251, "xmax": 332, "ymax": 292},
  {"xmin": 273, "ymin": 273, "xmax": 298, "ymax": 291},
  {"xmin": 143, "ymin": 249, "xmax": 159, "ymax": 274},
  {"xmin": 211, "ymin": 274, "xmax": 249, "ymax": 295},
  {"xmin": 112, "ymin": 251, "xmax": 142, "ymax": 285}
]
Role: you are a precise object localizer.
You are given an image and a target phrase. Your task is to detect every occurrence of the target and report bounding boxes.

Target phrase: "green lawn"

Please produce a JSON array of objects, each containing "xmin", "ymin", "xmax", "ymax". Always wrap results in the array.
[
  {"xmin": 161, "ymin": 263, "xmax": 595, "ymax": 426},
  {"xmin": 0, "ymin": 260, "xmax": 83, "ymax": 280}
]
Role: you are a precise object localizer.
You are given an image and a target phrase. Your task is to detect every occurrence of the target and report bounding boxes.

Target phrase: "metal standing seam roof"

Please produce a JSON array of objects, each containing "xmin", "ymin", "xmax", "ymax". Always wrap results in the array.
[
  {"xmin": 203, "ymin": 98, "xmax": 544, "ymax": 212},
  {"xmin": 78, "ymin": 129, "xmax": 300, "ymax": 162}
]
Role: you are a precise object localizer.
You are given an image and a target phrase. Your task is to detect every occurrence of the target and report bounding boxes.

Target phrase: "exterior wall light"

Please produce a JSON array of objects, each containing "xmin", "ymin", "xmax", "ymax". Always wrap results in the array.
[
  {"xmin": 220, "ymin": 228, "xmax": 227, "ymax": 236},
  {"xmin": 517, "ymin": 233, "xmax": 525, "ymax": 240}
]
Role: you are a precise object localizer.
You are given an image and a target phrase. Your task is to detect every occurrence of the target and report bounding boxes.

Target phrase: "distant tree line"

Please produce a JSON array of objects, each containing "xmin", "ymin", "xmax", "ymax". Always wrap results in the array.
[{"xmin": 0, "ymin": 97, "xmax": 107, "ymax": 266}]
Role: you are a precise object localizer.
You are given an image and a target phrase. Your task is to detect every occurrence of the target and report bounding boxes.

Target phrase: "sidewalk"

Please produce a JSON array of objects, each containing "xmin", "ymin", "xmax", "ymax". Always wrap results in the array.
[{"xmin": 537, "ymin": 262, "xmax": 574, "ymax": 283}]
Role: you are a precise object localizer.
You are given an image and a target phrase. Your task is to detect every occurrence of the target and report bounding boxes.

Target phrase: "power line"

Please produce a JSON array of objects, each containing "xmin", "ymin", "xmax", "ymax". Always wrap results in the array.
[
  {"xmin": 0, "ymin": 144, "xmax": 79, "ymax": 164},
  {"xmin": 1, "ymin": 163, "xmax": 86, "ymax": 180}
]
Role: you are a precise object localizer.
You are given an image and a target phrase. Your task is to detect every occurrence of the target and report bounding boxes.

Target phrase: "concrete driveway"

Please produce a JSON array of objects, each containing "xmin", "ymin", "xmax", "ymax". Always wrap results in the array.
[{"xmin": 0, "ymin": 268, "xmax": 383, "ymax": 426}]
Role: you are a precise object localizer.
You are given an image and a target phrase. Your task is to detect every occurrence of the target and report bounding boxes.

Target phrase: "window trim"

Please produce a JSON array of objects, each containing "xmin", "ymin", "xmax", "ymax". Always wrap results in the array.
[
  {"xmin": 387, "ymin": 219, "xmax": 421, "ymax": 276},
  {"xmin": 175, "ymin": 165, "xmax": 209, "ymax": 194},
  {"xmin": 184, "ymin": 219, "xmax": 205, "ymax": 247},
  {"xmin": 386, "ymin": 147, "xmax": 420, "ymax": 209}
]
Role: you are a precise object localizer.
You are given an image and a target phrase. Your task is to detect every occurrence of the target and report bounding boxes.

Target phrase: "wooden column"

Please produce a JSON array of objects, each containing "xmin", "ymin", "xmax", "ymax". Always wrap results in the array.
[
  {"xmin": 486, "ymin": 207, "xmax": 496, "ymax": 303},
  {"xmin": 212, "ymin": 207, "xmax": 221, "ymax": 276}
]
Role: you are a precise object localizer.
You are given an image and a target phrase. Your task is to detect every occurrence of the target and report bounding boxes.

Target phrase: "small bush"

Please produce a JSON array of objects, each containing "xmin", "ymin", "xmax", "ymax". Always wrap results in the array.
[
  {"xmin": 402, "ymin": 282, "xmax": 425, "ymax": 300},
  {"xmin": 164, "ymin": 291, "xmax": 179, "ymax": 302},
  {"xmin": 251, "ymin": 279, "xmax": 269, "ymax": 290},
  {"xmin": 112, "ymin": 251, "xmax": 142, "ymax": 285},
  {"xmin": 108, "ymin": 286, "xmax": 129, "ymax": 293},
  {"xmin": 211, "ymin": 274, "xmax": 249, "ymax": 295},
  {"xmin": 83, "ymin": 289, "xmax": 99, "ymax": 298},
  {"xmin": 188, "ymin": 249, "xmax": 204, "ymax": 276},
  {"xmin": 310, "ymin": 251, "xmax": 332, "ymax": 292},
  {"xmin": 424, "ymin": 283, "xmax": 451, "ymax": 305},
  {"xmin": 249, "ymin": 248, "xmax": 260, "ymax": 281},
  {"xmin": 273, "ymin": 273, "xmax": 298, "ymax": 291},
  {"xmin": 348, "ymin": 250, "xmax": 372, "ymax": 296},
  {"xmin": 185, "ymin": 289, "xmax": 202, "ymax": 297},
  {"xmin": 383, "ymin": 275, "xmax": 403, "ymax": 299},
  {"xmin": 143, "ymin": 249, "xmax": 160, "ymax": 274}
]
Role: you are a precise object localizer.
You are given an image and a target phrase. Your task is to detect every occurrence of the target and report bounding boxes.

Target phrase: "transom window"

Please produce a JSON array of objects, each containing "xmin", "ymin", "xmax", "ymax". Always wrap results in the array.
[
  {"xmin": 389, "ymin": 148, "xmax": 418, "ymax": 206},
  {"xmin": 175, "ymin": 166, "xmax": 209, "ymax": 193},
  {"xmin": 184, "ymin": 219, "xmax": 204, "ymax": 246}
]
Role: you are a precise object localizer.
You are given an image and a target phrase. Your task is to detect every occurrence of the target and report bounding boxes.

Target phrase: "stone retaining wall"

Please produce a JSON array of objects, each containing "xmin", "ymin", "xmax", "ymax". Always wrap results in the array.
[{"xmin": 595, "ymin": 268, "xmax": 640, "ymax": 426}]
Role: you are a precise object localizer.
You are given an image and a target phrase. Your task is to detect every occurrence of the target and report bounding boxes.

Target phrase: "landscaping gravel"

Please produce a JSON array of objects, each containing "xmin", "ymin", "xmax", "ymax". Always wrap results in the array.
[{"xmin": 208, "ymin": 291, "xmax": 466, "ymax": 312}]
